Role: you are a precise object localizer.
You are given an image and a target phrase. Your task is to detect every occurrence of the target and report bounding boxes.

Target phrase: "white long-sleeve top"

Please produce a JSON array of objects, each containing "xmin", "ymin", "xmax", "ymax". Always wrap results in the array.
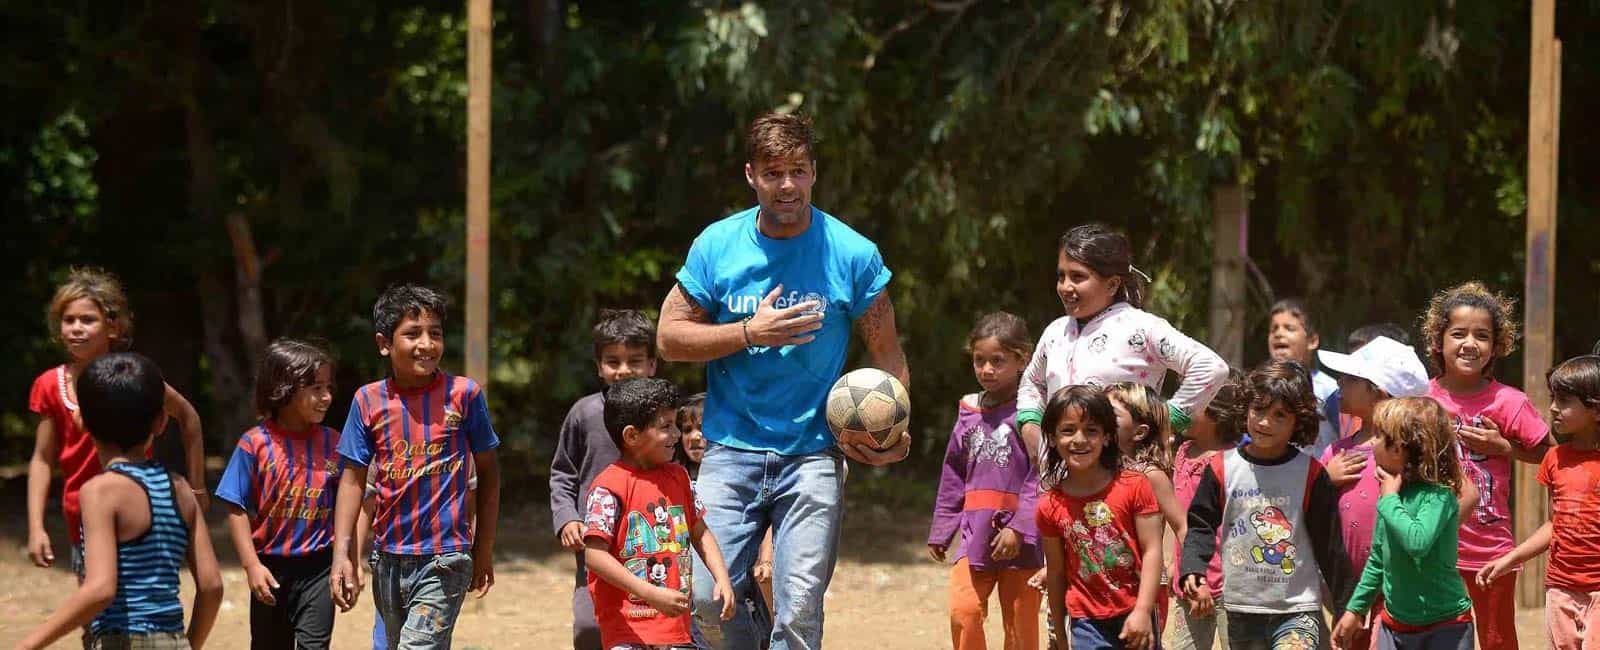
[{"xmin": 1016, "ymin": 302, "xmax": 1229, "ymax": 423}]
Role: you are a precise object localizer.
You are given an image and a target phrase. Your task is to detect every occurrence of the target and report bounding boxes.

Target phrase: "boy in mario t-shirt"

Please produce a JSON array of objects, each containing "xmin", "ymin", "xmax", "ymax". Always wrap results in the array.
[
  {"xmin": 583, "ymin": 378, "xmax": 734, "ymax": 649},
  {"xmin": 328, "ymin": 284, "xmax": 502, "ymax": 650}
]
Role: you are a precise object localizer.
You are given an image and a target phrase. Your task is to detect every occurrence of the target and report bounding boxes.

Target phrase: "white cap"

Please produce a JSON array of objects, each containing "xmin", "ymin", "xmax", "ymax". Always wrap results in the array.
[{"xmin": 1317, "ymin": 336, "xmax": 1429, "ymax": 398}]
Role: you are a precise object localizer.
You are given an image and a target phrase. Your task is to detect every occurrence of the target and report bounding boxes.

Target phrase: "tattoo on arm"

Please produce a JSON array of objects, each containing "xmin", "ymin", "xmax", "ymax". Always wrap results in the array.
[
  {"xmin": 856, "ymin": 294, "xmax": 892, "ymax": 342},
  {"xmin": 669, "ymin": 284, "xmax": 712, "ymax": 324}
]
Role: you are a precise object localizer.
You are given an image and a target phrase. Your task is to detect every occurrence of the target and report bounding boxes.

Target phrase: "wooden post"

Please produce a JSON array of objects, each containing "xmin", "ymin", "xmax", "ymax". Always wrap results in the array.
[
  {"xmin": 465, "ymin": 0, "xmax": 492, "ymax": 384},
  {"xmin": 1517, "ymin": 0, "xmax": 1559, "ymax": 608},
  {"xmin": 1208, "ymin": 184, "xmax": 1248, "ymax": 368}
]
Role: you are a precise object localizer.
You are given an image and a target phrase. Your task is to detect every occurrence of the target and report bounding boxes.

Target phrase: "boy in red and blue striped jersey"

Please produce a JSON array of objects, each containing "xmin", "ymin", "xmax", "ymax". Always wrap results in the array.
[
  {"xmin": 217, "ymin": 338, "xmax": 343, "ymax": 648},
  {"xmin": 329, "ymin": 284, "xmax": 502, "ymax": 650}
]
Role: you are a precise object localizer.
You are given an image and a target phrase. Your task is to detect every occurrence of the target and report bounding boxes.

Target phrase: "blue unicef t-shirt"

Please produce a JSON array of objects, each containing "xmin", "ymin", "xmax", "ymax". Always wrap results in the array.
[{"xmin": 675, "ymin": 207, "xmax": 892, "ymax": 455}]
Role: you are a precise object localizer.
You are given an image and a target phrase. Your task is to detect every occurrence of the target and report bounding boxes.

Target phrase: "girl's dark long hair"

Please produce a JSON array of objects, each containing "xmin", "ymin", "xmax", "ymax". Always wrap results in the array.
[{"xmin": 1060, "ymin": 224, "xmax": 1146, "ymax": 309}]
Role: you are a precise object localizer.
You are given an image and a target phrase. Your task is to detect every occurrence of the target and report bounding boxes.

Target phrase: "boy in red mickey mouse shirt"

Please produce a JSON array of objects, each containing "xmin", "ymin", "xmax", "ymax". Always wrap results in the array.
[{"xmin": 584, "ymin": 378, "xmax": 735, "ymax": 649}]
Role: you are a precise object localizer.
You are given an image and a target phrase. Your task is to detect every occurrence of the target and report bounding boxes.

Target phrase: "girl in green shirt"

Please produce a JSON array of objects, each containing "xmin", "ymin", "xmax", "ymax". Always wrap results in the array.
[{"xmin": 1333, "ymin": 397, "xmax": 1475, "ymax": 650}]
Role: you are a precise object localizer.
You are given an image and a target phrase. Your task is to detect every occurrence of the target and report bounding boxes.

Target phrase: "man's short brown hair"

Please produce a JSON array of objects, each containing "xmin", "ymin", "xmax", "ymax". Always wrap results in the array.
[{"xmin": 746, "ymin": 112, "xmax": 815, "ymax": 163}]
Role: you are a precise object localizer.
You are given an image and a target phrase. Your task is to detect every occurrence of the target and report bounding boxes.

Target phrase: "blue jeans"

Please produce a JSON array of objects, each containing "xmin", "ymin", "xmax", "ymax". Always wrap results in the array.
[
  {"xmin": 690, "ymin": 548, "xmax": 719, "ymax": 649},
  {"xmin": 1225, "ymin": 611, "xmax": 1328, "ymax": 650},
  {"xmin": 695, "ymin": 443, "xmax": 844, "ymax": 650},
  {"xmin": 372, "ymin": 551, "xmax": 473, "ymax": 650},
  {"xmin": 1070, "ymin": 612, "xmax": 1163, "ymax": 650}
]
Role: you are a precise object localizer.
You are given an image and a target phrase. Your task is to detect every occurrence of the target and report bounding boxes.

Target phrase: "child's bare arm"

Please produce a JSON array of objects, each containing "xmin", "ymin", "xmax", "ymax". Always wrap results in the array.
[
  {"xmin": 330, "ymin": 464, "xmax": 368, "ymax": 611},
  {"xmin": 1145, "ymin": 469, "xmax": 1186, "ymax": 540},
  {"xmin": 16, "ymin": 480, "xmax": 118, "ymax": 650},
  {"xmin": 1123, "ymin": 512, "xmax": 1165, "ymax": 647},
  {"xmin": 225, "ymin": 505, "xmax": 279, "ymax": 605},
  {"xmin": 470, "ymin": 450, "xmax": 500, "ymax": 597},
  {"xmin": 26, "ymin": 417, "xmax": 60, "ymax": 567},
  {"xmin": 164, "ymin": 385, "xmax": 209, "ymax": 511},
  {"xmin": 174, "ymin": 476, "xmax": 222, "ymax": 648}
]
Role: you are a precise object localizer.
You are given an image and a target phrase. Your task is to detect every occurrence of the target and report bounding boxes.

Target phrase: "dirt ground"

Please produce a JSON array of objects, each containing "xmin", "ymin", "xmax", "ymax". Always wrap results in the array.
[{"xmin": 0, "ymin": 482, "xmax": 1551, "ymax": 649}]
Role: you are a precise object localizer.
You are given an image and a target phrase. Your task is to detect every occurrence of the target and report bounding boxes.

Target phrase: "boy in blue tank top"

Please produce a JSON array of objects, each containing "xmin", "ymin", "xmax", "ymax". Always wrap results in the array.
[{"xmin": 18, "ymin": 353, "xmax": 224, "ymax": 650}]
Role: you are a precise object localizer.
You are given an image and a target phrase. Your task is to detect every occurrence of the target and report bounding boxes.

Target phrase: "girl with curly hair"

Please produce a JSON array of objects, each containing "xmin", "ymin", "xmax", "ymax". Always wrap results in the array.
[
  {"xmin": 1420, "ymin": 281, "xmax": 1551, "ymax": 650},
  {"xmin": 1179, "ymin": 360, "xmax": 1354, "ymax": 650}
]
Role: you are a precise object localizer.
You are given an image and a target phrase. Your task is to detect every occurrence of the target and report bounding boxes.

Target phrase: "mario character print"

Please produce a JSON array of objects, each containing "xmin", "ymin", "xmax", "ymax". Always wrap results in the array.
[{"xmin": 1247, "ymin": 506, "xmax": 1298, "ymax": 574}]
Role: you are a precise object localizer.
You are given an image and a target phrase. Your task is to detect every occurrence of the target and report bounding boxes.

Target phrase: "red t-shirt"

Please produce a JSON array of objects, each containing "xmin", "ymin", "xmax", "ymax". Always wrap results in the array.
[
  {"xmin": 29, "ymin": 366, "xmax": 101, "ymax": 545},
  {"xmin": 583, "ymin": 461, "xmax": 702, "ymax": 647},
  {"xmin": 1537, "ymin": 444, "xmax": 1600, "ymax": 592},
  {"xmin": 1037, "ymin": 469, "xmax": 1158, "ymax": 619}
]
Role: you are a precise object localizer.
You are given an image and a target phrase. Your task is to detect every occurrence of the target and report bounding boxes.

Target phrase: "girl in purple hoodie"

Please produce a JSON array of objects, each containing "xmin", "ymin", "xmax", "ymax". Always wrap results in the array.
[{"xmin": 929, "ymin": 312, "xmax": 1043, "ymax": 650}]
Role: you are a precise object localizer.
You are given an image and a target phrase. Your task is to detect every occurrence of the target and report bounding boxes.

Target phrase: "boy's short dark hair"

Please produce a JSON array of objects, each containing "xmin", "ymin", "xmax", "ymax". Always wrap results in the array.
[
  {"xmin": 254, "ymin": 338, "xmax": 335, "ymax": 419},
  {"xmin": 593, "ymin": 309, "xmax": 657, "ymax": 360},
  {"xmin": 1246, "ymin": 360, "xmax": 1321, "ymax": 448},
  {"xmin": 78, "ymin": 353, "xmax": 166, "ymax": 451},
  {"xmin": 1348, "ymin": 323, "xmax": 1410, "ymax": 350},
  {"xmin": 603, "ymin": 378, "xmax": 683, "ymax": 451},
  {"xmin": 1268, "ymin": 299, "xmax": 1318, "ymax": 338},
  {"xmin": 373, "ymin": 284, "xmax": 449, "ymax": 340}
]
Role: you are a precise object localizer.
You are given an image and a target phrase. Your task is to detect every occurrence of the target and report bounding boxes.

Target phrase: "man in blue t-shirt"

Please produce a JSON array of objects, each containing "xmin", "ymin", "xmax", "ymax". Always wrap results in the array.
[{"xmin": 657, "ymin": 112, "xmax": 911, "ymax": 649}]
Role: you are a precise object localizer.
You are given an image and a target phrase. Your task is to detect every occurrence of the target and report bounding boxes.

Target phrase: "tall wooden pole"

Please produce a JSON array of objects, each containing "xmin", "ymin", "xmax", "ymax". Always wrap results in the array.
[
  {"xmin": 466, "ymin": 0, "xmax": 491, "ymax": 384},
  {"xmin": 1208, "ymin": 184, "xmax": 1248, "ymax": 369},
  {"xmin": 1517, "ymin": 0, "xmax": 1559, "ymax": 608}
]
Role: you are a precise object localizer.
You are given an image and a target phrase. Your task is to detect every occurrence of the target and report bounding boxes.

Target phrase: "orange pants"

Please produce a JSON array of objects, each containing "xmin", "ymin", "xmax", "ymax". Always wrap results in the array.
[
  {"xmin": 949, "ymin": 558, "xmax": 1041, "ymax": 650},
  {"xmin": 1461, "ymin": 569, "xmax": 1519, "ymax": 650}
]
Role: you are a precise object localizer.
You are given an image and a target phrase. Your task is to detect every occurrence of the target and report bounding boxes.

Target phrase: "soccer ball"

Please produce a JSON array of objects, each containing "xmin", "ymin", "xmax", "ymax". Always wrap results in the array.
[{"xmin": 825, "ymin": 368, "xmax": 911, "ymax": 450}]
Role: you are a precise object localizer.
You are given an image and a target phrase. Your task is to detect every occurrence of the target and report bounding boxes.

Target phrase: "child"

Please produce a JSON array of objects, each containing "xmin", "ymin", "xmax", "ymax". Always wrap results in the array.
[
  {"xmin": 1103, "ymin": 383, "xmax": 1182, "ymax": 633},
  {"xmin": 1266, "ymin": 299, "xmax": 1339, "ymax": 457},
  {"xmin": 1036, "ymin": 385, "xmax": 1163, "ymax": 650},
  {"xmin": 329, "ymin": 284, "xmax": 501, "ymax": 650},
  {"xmin": 1333, "ymin": 397, "xmax": 1475, "ymax": 650},
  {"xmin": 215, "ymin": 339, "xmax": 342, "ymax": 648},
  {"xmin": 17, "ymin": 353, "xmax": 224, "ymax": 650},
  {"xmin": 1329, "ymin": 324, "xmax": 1414, "ymax": 440},
  {"xmin": 1167, "ymin": 372, "xmax": 1244, "ymax": 650},
  {"xmin": 928, "ymin": 312, "xmax": 1043, "ymax": 650},
  {"xmin": 1017, "ymin": 223, "xmax": 1229, "ymax": 462},
  {"xmin": 583, "ymin": 378, "xmax": 735, "ymax": 649},
  {"xmin": 1477, "ymin": 355, "xmax": 1600, "ymax": 649},
  {"xmin": 1180, "ymin": 360, "xmax": 1352, "ymax": 649},
  {"xmin": 27, "ymin": 268, "xmax": 208, "ymax": 573},
  {"xmin": 1420, "ymin": 281, "xmax": 1551, "ymax": 650},
  {"xmin": 551, "ymin": 309, "xmax": 658, "ymax": 650}
]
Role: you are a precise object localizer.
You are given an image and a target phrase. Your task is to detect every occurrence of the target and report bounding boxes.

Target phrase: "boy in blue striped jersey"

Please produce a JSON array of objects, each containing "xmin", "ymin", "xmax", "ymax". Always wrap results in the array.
[{"xmin": 18, "ymin": 353, "xmax": 224, "ymax": 650}]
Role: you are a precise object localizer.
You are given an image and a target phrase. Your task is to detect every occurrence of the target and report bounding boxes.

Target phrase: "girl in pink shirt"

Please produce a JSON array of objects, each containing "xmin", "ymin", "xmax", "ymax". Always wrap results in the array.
[
  {"xmin": 1420, "ymin": 282, "xmax": 1551, "ymax": 650},
  {"xmin": 1167, "ymin": 373, "xmax": 1243, "ymax": 650}
]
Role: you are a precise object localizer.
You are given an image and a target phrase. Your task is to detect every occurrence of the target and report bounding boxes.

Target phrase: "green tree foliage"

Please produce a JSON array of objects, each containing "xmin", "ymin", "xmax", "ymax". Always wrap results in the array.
[{"xmin": 3, "ymin": 1, "xmax": 1595, "ymax": 471}]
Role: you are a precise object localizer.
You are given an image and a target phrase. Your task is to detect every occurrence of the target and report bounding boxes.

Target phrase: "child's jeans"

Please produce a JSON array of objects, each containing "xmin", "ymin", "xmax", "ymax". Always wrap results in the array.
[
  {"xmin": 1224, "ymin": 611, "xmax": 1327, "ymax": 650},
  {"xmin": 1461, "ymin": 569, "xmax": 1518, "ymax": 650},
  {"xmin": 1547, "ymin": 587, "xmax": 1600, "ymax": 649},
  {"xmin": 948, "ymin": 558, "xmax": 1040, "ymax": 650},
  {"xmin": 1070, "ymin": 611, "xmax": 1162, "ymax": 650},
  {"xmin": 1167, "ymin": 595, "xmax": 1228, "ymax": 650},
  {"xmin": 372, "ymin": 551, "xmax": 473, "ymax": 650},
  {"xmin": 82, "ymin": 631, "xmax": 189, "ymax": 649}
]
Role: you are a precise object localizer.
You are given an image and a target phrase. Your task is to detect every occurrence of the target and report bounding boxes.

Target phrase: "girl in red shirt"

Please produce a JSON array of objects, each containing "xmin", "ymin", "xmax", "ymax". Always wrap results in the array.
[
  {"xmin": 26, "ymin": 268, "xmax": 207, "ymax": 574},
  {"xmin": 1037, "ymin": 385, "xmax": 1164, "ymax": 650}
]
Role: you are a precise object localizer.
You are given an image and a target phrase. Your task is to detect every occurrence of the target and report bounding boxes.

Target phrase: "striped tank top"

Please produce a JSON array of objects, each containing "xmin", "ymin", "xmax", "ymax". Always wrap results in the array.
[{"xmin": 89, "ymin": 461, "xmax": 189, "ymax": 634}]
